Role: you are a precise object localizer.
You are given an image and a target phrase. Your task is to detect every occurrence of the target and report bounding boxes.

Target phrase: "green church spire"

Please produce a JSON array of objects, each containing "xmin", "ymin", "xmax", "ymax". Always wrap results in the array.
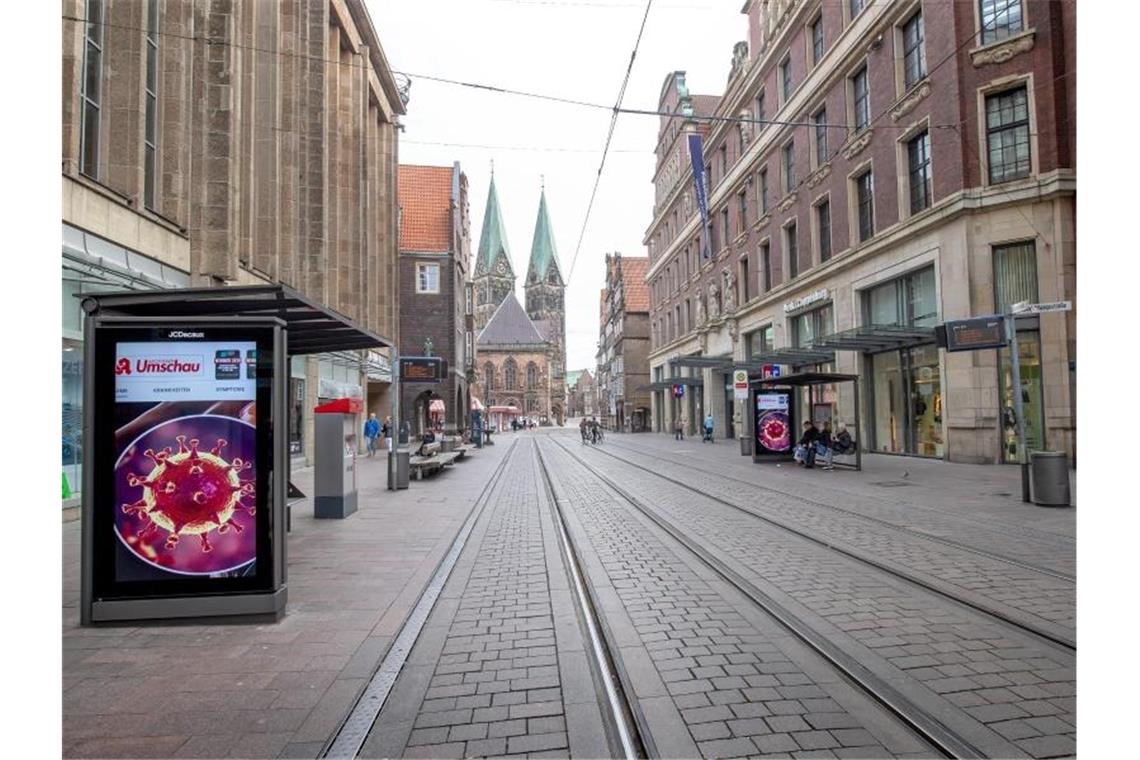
[
  {"xmin": 476, "ymin": 175, "xmax": 514, "ymax": 277},
  {"xmin": 527, "ymin": 187, "xmax": 563, "ymax": 286}
]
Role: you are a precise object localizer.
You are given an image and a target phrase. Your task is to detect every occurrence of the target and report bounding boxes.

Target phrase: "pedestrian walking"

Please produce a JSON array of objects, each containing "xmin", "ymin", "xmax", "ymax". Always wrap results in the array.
[
  {"xmin": 382, "ymin": 416, "xmax": 392, "ymax": 452},
  {"xmin": 580, "ymin": 417, "xmax": 588, "ymax": 444},
  {"xmin": 363, "ymin": 413, "xmax": 380, "ymax": 457},
  {"xmin": 674, "ymin": 416, "xmax": 684, "ymax": 441},
  {"xmin": 703, "ymin": 413, "xmax": 715, "ymax": 443}
]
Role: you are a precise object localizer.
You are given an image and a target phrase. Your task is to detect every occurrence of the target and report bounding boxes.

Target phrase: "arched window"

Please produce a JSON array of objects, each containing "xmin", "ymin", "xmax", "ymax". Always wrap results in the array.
[
  {"xmin": 527, "ymin": 362, "xmax": 538, "ymax": 390},
  {"xmin": 504, "ymin": 358, "xmax": 517, "ymax": 390},
  {"xmin": 484, "ymin": 362, "xmax": 494, "ymax": 391}
]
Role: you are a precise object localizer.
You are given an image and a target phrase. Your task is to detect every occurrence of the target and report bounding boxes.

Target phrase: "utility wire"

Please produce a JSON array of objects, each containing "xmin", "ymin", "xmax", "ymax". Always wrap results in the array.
[{"xmin": 566, "ymin": 0, "xmax": 654, "ymax": 284}]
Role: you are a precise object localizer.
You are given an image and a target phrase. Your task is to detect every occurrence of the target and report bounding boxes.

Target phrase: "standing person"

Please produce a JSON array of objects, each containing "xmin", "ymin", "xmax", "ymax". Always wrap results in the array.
[
  {"xmin": 816, "ymin": 420, "xmax": 834, "ymax": 470},
  {"xmin": 794, "ymin": 421, "xmax": 819, "ymax": 468},
  {"xmin": 703, "ymin": 413, "xmax": 715, "ymax": 443},
  {"xmin": 674, "ymin": 416, "xmax": 684, "ymax": 441},
  {"xmin": 363, "ymin": 413, "xmax": 380, "ymax": 457},
  {"xmin": 579, "ymin": 417, "xmax": 588, "ymax": 444},
  {"xmin": 382, "ymin": 416, "xmax": 393, "ymax": 452}
]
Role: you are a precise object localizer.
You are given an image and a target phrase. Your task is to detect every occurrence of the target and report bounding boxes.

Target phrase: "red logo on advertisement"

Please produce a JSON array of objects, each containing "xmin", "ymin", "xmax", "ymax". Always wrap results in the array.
[{"xmin": 115, "ymin": 358, "xmax": 132, "ymax": 376}]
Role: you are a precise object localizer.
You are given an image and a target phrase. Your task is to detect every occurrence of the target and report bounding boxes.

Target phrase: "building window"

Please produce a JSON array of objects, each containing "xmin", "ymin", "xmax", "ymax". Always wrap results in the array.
[
  {"xmin": 979, "ymin": 0, "xmax": 1024, "ymax": 45},
  {"xmin": 740, "ymin": 256, "xmax": 751, "ymax": 303},
  {"xmin": 903, "ymin": 10, "xmax": 927, "ymax": 90},
  {"xmin": 816, "ymin": 200, "xmax": 832, "ymax": 262},
  {"xmin": 80, "ymin": 0, "xmax": 105, "ymax": 179},
  {"xmin": 780, "ymin": 56, "xmax": 793, "ymax": 102},
  {"xmin": 484, "ymin": 362, "xmax": 495, "ymax": 391},
  {"xmin": 755, "ymin": 90, "xmax": 766, "ymax": 129},
  {"xmin": 993, "ymin": 240, "xmax": 1038, "ymax": 312},
  {"xmin": 144, "ymin": 0, "xmax": 160, "ymax": 209},
  {"xmin": 986, "ymin": 86, "xmax": 1031, "ymax": 184},
  {"xmin": 527, "ymin": 363, "xmax": 538, "ymax": 389},
  {"xmin": 852, "ymin": 65, "xmax": 870, "ymax": 133},
  {"xmin": 720, "ymin": 208, "xmax": 730, "ymax": 250},
  {"xmin": 416, "ymin": 263, "xmax": 441, "ymax": 293},
  {"xmin": 856, "ymin": 170, "xmax": 874, "ymax": 243},
  {"xmin": 738, "ymin": 189, "xmax": 748, "ymax": 235},
  {"xmin": 708, "ymin": 220, "xmax": 717, "ymax": 255},
  {"xmin": 786, "ymin": 222, "xmax": 799, "ymax": 279},
  {"xmin": 865, "ymin": 266, "xmax": 938, "ymax": 327},
  {"xmin": 719, "ymin": 144, "xmax": 728, "ymax": 183},
  {"xmin": 760, "ymin": 242, "xmax": 772, "ymax": 292},
  {"xmin": 746, "ymin": 325, "xmax": 774, "ymax": 359},
  {"xmin": 758, "ymin": 168, "xmax": 769, "ymax": 214},
  {"xmin": 812, "ymin": 108, "xmax": 828, "ymax": 167},
  {"xmin": 792, "ymin": 303, "xmax": 833, "ymax": 347},
  {"xmin": 811, "ymin": 16, "xmax": 824, "ymax": 66},
  {"xmin": 849, "ymin": 0, "xmax": 866, "ymax": 20},
  {"xmin": 782, "ymin": 141, "xmax": 795, "ymax": 193},
  {"xmin": 685, "ymin": 299, "xmax": 691, "ymax": 330},
  {"xmin": 907, "ymin": 130, "xmax": 932, "ymax": 214},
  {"xmin": 504, "ymin": 359, "xmax": 517, "ymax": 390}
]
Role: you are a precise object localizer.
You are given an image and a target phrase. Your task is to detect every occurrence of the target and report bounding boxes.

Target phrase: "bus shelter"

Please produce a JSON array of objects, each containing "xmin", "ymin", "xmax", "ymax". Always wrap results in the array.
[{"xmin": 750, "ymin": 371, "xmax": 862, "ymax": 471}]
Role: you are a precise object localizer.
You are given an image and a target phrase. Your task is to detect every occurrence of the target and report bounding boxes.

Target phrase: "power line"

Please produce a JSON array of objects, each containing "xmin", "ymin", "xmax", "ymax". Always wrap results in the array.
[
  {"xmin": 566, "ymin": 0, "xmax": 654, "ymax": 285},
  {"xmin": 403, "ymin": 139, "xmax": 651, "ymax": 154}
]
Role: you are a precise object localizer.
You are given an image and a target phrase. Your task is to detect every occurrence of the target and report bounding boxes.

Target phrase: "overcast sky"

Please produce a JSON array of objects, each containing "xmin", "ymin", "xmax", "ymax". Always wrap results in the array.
[{"xmin": 368, "ymin": 0, "xmax": 744, "ymax": 372}]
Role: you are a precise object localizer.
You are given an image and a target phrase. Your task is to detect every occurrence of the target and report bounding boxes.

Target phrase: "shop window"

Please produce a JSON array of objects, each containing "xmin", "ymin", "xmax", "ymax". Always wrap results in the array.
[
  {"xmin": 792, "ymin": 303, "xmax": 833, "ymax": 347},
  {"xmin": 979, "ymin": 0, "xmax": 1024, "ymax": 45},
  {"xmin": 999, "ymin": 332, "xmax": 1045, "ymax": 462},
  {"xmin": 746, "ymin": 325, "xmax": 775, "ymax": 359},
  {"xmin": 993, "ymin": 240, "xmax": 1038, "ymax": 312},
  {"xmin": 986, "ymin": 86, "xmax": 1031, "ymax": 184},
  {"xmin": 863, "ymin": 265, "xmax": 938, "ymax": 327}
]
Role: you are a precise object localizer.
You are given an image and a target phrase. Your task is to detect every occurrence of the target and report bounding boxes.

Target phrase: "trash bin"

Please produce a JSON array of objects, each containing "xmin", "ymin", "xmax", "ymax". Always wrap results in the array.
[
  {"xmin": 388, "ymin": 449, "xmax": 410, "ymax": 490},
  {"xmin": 739, "ymin": 436, "xmax": 750, "ymax": 456},
  {"xmin": 1031, "ymin": 451, "xmax": 1071, "ymax": 507}
]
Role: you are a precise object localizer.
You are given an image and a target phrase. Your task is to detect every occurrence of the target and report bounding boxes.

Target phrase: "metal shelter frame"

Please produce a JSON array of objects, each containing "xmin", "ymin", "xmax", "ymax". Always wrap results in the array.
[{"xmin": 752, "ymin": 371, "xmax": 862, "ymax": 471}]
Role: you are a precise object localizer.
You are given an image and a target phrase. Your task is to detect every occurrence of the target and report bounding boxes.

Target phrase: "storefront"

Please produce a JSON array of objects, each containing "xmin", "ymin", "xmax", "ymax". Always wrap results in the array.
[
  {"xmin": 786, "ymin": 293, "xmax": 838, "ymax": 428},
  {"xmin": 62, "ymin": 225, "xmax": 190, "ymax": 504}
]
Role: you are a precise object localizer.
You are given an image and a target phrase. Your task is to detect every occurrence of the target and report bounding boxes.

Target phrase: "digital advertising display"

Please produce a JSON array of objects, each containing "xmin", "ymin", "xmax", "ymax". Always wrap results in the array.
[
  {"xmin": 755, "ymin": 392, "xmax": 792, "ymax": 455},
  {"xmin": 88, "ymin": 323, "xmax": 278, "ymax": 608}
]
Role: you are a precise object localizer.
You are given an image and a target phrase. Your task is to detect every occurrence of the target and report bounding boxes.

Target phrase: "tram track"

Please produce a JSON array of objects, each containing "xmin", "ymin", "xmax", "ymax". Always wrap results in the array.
[
  {"xmin": 536, "ymin": 436, "xmax": 979, "ymax": 758},
  {"xmin": 606, "ymin": 437, "xmax": 1075, "ymax": 579},
  {"xmin": 585, "ymin": 438, "xmax": 1075, "ymax": 650}
]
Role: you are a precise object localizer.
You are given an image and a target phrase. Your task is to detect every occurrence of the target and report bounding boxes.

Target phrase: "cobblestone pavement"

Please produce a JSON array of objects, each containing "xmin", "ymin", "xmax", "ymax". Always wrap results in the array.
[
  {"xmin": 593, "ymin": 440, "xmax": 1075, "ymax": 641},
  {"xmin": 61, "ymin": 441, "xmax": 513, "ymax": 759},
  {"xmin": 361, "ymin": 439, "xmax": 610, "ymax": 759},
  {"xmin": 554, "ymin": 432, "xmax": 1075, "ymax": 759}
]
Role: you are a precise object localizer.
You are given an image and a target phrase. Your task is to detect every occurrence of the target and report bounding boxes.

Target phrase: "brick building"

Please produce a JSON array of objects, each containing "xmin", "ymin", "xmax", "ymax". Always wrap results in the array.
[
  {"xmin": 565, "ymin": 369, "xmax": 597, "ymax": 419},
  {"xmin": 597, "ymin": 254, "xmax": 652, "ymax": 432},
  {"xmin": 397, "ymin": 163, "xmax": 473, "ymax": 437},
  {"xmin": 645, "ymin": 0, "xmax": 1075, "ymax": 463},
  {"xmin": 61, "ymin": 0, "xmax": 405, "ymax": 491}
]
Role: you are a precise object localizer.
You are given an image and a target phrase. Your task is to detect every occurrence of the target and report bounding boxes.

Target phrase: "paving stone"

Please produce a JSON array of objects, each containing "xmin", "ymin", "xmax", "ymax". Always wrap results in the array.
[
  {"xmin": 487, "ymin": 719, "xmax": 527, "ymax": 738},
  {"xmin": 697, "ymin": 737, "xmax": 760, "ymax": 758},
  {"xmin": 406, "ymin": 727, "xmax": 450, "ymax": 746},
  {"xmin": 506, "ymin": 731, "xmax": 568, "ymax": 754},
  {"xmin": 527, "ymin": 715, "xmax": 567, "ymax": 735},
  {"xmin": 689, "ymin": 722, "xmax": 731, "ymax": 742},
  {"xmin": 508, "ymin": 700, "xmax": 562, "ymax": 720},
  {"xmin": 726, "ymin": 717, "xmax": 770, "ymax": 737},
  {"xmin": 752, "ymin": 733, "xmax": 801, "ymax": 754},
  {"xmin": 464, "ymin": 737, "xmax": 508, "ymax": 757}
]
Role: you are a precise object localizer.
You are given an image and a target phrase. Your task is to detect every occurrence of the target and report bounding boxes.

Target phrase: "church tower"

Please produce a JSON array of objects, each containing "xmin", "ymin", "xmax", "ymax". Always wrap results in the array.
[
  {"xmin": 472, "ymin": 175, "xmax": 516, "ymax": 331},
  {"xmin": 524, "ymin": 186, "xmax": 567, "ymax": 422}
]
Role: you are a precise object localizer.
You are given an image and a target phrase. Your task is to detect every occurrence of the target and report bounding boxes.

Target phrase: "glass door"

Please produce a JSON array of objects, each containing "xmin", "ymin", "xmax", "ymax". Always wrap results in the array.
[
  {"xmin": 907, "ymin": 344, "xmax": 944, "ymax": 457},
  {"xmin": 871, "ymin": 351, "xmax": 906, "ymax": 453}
]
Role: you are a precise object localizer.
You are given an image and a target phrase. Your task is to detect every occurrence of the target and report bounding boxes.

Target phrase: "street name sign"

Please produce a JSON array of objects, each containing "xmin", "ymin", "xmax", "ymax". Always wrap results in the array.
[{"xmin": 1011, "ymin": 300, "xmax": 1072, "ymax": 315}]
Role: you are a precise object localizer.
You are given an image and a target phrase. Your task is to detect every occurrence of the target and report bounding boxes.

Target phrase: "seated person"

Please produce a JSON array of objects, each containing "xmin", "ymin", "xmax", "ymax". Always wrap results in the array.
[
  {"xmin": 815, "ymin": 421, "xmax": 835, "ymax": 471},
  {"xmin": 832, "ymin": 424, "xmax": 856, "ymax": 455},
  {"xmin": 793, "ymin": 421, "xmax": 818, "ymax": 468}
]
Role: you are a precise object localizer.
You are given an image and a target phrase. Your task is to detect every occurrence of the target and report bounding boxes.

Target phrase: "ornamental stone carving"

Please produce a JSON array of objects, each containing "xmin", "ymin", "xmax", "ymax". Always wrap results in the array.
[
  {"xmin": 739, "ymin": 108, "xmax": 754, "ymax": 147},
  {"xmin": 708, "ymin": 280, "xmax": 722, "ymax": 320},
  {"xmin": 806, "ymin": 164, "xmax": 831, "ymax": 189},
  {"xmin": 841, "ymin": 130, "xmax": 872, "ymax": 161},
  {"xmin": 971, "ymin": 31, "xmax": 1035, "ymax": 67},
  {"xmin": 722, "ymin": 268, "xmax": 738, "ymax": 313},
  {"xmin": 890, "ymin": 80, "xmax": 932, "ymax": 121},
  {"xmin": 696, "ymin": 287, "xmax": 707, "ymax": 326},
  {"xmin": 777, "ymin": 192, "xmax": 798, "ymax": 213}
]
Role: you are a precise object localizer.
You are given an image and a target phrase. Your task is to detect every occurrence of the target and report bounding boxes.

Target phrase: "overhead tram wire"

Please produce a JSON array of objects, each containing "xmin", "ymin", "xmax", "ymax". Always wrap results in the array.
[{"xmin": 565, "ymin": 0, "xmax": 655, "ymax": 285}]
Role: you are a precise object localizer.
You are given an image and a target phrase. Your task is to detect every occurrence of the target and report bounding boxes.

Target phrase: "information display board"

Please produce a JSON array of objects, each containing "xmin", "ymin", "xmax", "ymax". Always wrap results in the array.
[
  {"xmin": 937, "ymin": 316, "xmax": 1007, "ymax": 352},
  {"xmin": 754, "ymin": 392, "xmax": 792, "ymax": 456},
  {"xmin": 86, "ymin": 321, "xmax": 283, "ymax": 620}
]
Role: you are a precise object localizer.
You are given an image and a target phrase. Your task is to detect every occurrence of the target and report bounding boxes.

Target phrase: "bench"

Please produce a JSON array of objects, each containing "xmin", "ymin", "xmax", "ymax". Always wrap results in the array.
[{"xmin": 408, "ymin": 450, "xmax": 461, "ymax": 480}]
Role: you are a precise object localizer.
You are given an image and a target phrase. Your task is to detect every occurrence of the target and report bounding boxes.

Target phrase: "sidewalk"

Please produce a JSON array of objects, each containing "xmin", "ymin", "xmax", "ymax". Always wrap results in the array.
[
  {"xmin": 607, "ymin": 433, "xmax": 1076, "ymax": 541},
  {"xmin": 62, "ymin": 438, "xmax": 512, "ymax": 759}
]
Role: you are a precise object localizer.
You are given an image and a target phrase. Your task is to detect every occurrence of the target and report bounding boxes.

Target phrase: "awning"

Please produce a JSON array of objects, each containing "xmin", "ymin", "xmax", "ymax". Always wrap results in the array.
[
  {"xmin": 640, "ymin": 376, "xmax": 705, "ymax": 391},
  {"xmin": 808, "ymin": 324, "xmax": 936, "ymax": 353},
  {"xmin": 668, "ymin": 355, "xmax": 733, "ymax": 369},
  {"xmin": 78, "ymin": 284, "xmax": 392, "ymax": 355},
  {"xmin": 739, "ymin": 347, "xmax": 836, "ymax": 370},
  {"xmin": 752, "ymin": 371, "xmax": 858, "ymax": 387}
]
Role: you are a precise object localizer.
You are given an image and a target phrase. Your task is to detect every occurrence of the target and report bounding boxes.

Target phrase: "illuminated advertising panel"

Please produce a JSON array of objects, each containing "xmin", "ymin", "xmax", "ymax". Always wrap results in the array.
[{"xmin": 755, "ymin": 392, "xmax": 792, "ymax": 455}]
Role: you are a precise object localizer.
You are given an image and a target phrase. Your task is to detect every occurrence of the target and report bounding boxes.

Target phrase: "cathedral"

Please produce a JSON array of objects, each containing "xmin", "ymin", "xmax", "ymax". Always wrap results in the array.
[{"xmin": 472, "ymin": 176, "xmax": 567, "ymax": 426}]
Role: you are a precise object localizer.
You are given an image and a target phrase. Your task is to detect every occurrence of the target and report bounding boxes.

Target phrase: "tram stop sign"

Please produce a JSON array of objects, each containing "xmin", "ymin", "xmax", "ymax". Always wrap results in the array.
[{"xmin": 733, "ymin": 369, "xmax": 749, "ymax": 400}]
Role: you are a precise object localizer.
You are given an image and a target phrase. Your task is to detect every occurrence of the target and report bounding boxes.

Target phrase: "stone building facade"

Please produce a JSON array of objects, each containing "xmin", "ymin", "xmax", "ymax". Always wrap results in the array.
[
  {"xmin": 397, "ymin": 163, "xmax": 473, "ymax": 437},
  {"xmin": 474, "ymin": 295, "xmax": 556, "ymax": 426},
  {"xmin": 62, "ymin": 0, "xmax": 405, "ymax": 488},
  {"xmin": 597, "ymin": 254, "xmax": 652, "ymax": 432},
  {"xmin": 566, "ymin": 369, "xmax": 597, "ymax": 419},
  {"xmin": 645, "ymin": 0, "xmax": 1075, "ymax": 464}
]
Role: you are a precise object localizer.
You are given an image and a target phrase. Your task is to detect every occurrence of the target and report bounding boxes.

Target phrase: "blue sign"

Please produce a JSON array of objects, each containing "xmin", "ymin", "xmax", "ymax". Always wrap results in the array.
[
  {"xmin": 672, "ymin": 384, "xmax": 684, "ymax": 398},
  {"xmin": 687, "ymin": 133, "xmax": 712, "ymax": 260}
]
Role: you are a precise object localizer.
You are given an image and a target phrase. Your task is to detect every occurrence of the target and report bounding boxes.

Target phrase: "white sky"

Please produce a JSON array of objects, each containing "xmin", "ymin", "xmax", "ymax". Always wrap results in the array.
[{"xmin": 367, "ymin": 0, "xmax": 744, "ymax": 371}]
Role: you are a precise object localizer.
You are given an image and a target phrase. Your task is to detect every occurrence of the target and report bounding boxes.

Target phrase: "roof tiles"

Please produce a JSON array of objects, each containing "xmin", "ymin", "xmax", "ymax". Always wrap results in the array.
[{"xmin": 398, "ymin": 165, "xmax": 452, "ymax": 252}]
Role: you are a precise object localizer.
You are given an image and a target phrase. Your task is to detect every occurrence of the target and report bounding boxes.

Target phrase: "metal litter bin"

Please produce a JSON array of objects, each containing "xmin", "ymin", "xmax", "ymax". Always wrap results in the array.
[
  {"xmin": 1031, "ymin": 451, "xmax": 1071, "ymax": 507},
  {"xmin": 388, "ymin": 450, "xmax": 410, "ymax": 490}
]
